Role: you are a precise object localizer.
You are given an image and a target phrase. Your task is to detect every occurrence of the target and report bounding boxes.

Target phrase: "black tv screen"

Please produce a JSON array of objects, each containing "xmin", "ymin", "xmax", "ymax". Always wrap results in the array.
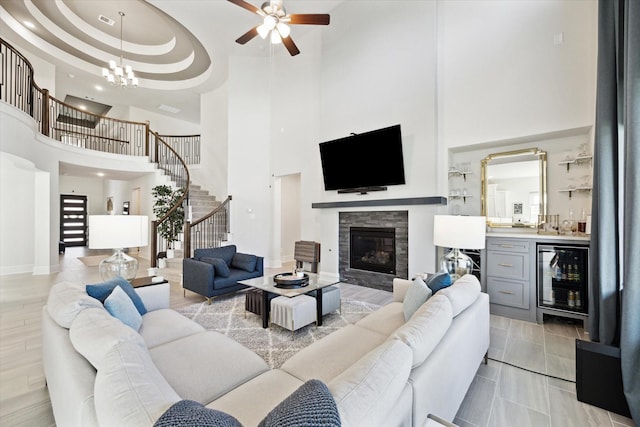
[{"xmin": 319, "ymin": 124, "xmax": 405, "ymax": 192}]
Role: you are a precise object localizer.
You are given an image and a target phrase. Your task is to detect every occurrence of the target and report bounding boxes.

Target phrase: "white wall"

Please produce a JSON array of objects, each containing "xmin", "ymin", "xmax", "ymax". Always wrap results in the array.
[
  {"xmin": 312, "ymin": 1, "xmax": 442, "ymax": 278},
  {"xmin": 129, "ymin": 106, "xmax": 201, "ymax": 136},
  {"xmin": 59, "ymin": 175, "xmax": 104, "ymax": 215},
  {"xmin": 193, "ymin": 84, "xmax": 229, "ymax": 199},
  {"xmin": 439, "ymin": 0, "xmax": 597, "ymax": 148}
]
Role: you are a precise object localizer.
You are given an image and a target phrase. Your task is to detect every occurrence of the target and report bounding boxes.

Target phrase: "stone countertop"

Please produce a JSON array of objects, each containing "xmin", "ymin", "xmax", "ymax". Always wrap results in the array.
[{"xmin": 487, "ymin": 231, "xmax": 590, "ymax": 242}]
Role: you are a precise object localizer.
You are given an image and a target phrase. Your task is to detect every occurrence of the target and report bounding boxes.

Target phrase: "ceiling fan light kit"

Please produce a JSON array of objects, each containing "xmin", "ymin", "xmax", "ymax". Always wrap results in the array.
[{"xmin": 228, "ymin": 0, "xmax": 330, "ymax": 56}]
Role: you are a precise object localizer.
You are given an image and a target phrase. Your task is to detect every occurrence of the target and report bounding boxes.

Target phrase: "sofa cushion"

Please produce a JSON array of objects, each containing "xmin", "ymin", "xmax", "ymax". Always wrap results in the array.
[
  {"xmin": 426, "ymin": 271, "xmax": 452, "ymax": 294},
  {"xmin": 86, "ymin": 276, "xmax": 147, "ymax": 315},
  {"xmin": 403, "ymin": 277, "xmax": 432, "ymax": 321},
  {"xmin": 329, "ymin": 339, "xmax": 413, "ymax": 427},
  {"xmin": 201, "ymin": 257, "xmax": 231, "ymax": 277},
  {"xmin": 140, "ymin": 309, "xmax": 205, "ymax": 349},
  {"xmin": 355, "ymin": 302, "xmax": 405, "ymax": 336},
  {"xmin": 195, "ymin": 245, "xmax": 236, "ymax": 266},
  {"xmin": 281, "ymin": 324, "xmax": 387, "ymax": 384},
  {"xmin": 69, "ymin": 307, "xmax": 146, "ymax": 369},
  {"xmin": 150, "ymin": 331, "xmax": 269, "ymax": 404},
  {"xmin": 231, "ymin": 253, "xmax": 258, "ymax": 272},
  {"xmin": 207, "ymin": 369, "xmax": 304, "ymax": 427},
  {"xmin": 438, "ymin": 274, "xmax": 481, "ymax": 317},
  {"xmin": 154, "ymin": 400, "xmax": 242, "ymax": 427},
  {"xmin": 94, "ymin": 341, "xmax": 181, "ymax": 427},
  {"xmin": 46, "ymin": 281, "xmax": 104, "ymax": 328},
  {"xmin": 258, "ymin": 379, "xmax": 340, "ymax": 427},
  {"xmin": 390, "ymin": 294, "xmax": 453, "ymax": 368},
  {"xmin": 104, "ymin": 285, "xmax": 143, "ymax": 331}
]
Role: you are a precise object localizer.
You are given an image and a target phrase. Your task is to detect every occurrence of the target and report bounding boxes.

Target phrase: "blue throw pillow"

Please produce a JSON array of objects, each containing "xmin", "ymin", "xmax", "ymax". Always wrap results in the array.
[
  {"xmin": 258, "ymin": 379, "xmax": 340, "ymax": 427},
  {"xmin": 426, "ymin": 271, "xmax": 452, "ymax": 294},
  {"xmin": 403, "ymin": 277, "xmax": 432, "ymax": 321},
  {"xmin": 201, "ymin": 257, "xmax": 231, "ymax": 278},
  {"xmin": 153, "ymin": 400, "xmax": 242, "ymax": 427},
  {"xmin": 86, "ymin": 276, "xmax": 147, "ymax": 315},
  {"xmin": 231, "ymin": 253, "xmax": 258, "ymax": 272},
  {"xmin": 104, "ymin": 285, "xmax": 143, "ymax": 331}
]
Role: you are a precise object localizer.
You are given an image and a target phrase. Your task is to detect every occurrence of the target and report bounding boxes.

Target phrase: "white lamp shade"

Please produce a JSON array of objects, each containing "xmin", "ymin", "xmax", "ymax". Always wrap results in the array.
[
  {"xmin": 89, "ymin": 215, "xmax": 149, "ymax": 249},
  {"xmin": 433, "ymin": 215, "xmax": 486, "ymax": 249}
]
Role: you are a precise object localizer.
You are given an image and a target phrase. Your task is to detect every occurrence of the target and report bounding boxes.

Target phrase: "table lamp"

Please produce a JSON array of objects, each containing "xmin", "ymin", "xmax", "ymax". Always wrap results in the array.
[
  {"xmin": 88, "ymin": 215, "xmax": 149, "ymax": 281},
  {"xmin": 433, "ymin": 215, "xmax": 486, "ymax": 280}
]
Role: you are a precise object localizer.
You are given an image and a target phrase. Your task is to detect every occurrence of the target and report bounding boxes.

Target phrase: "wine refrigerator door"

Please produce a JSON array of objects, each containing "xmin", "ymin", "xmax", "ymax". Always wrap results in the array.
[{"xmin": 537, "ymin": 244, "xmax": 589, "ymax": 314}]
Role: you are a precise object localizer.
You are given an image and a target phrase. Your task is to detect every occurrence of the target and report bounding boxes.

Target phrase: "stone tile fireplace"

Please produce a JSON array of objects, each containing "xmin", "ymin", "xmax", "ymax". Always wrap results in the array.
[{"xmin": 339, "ymin": 211, "xmax": 408, "ymax": 291}]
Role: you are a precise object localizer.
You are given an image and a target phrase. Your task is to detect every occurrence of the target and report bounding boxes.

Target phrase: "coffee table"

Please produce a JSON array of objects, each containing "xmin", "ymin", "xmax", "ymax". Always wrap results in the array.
[{"xmin": 239, "ymin": 273, "xmax": 338, "ymax": 328}]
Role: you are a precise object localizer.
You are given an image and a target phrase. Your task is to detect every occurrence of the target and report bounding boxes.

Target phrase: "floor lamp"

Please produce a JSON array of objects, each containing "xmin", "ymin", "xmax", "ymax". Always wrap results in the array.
[
  {"xmin": 88, "ymin": 215, "xmax": 149, "ymax": 281},
  {"xmin": 433, "ymin": 215, "xmax": 486, "ymax": 280}
]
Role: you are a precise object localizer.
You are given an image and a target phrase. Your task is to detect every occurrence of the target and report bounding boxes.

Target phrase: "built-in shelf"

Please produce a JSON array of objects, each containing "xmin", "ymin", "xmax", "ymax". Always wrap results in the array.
[
  {"xmin": 449, "ymin": 195, "xmax": 472, "ymax": 203},
  {"xmin": 448, "ymin": 170, "xmax": 472, "ymax": 181},
  {"xmin": 311, "ymin": 196, "xmax": 447, "ymax": 209},
  {"xmin": 558, "ymin": 155, "xmax": 593, "ymax": 172},
  {"xmin": 559, "ymin": 187, "xmax": 592, "ymax": 199}
]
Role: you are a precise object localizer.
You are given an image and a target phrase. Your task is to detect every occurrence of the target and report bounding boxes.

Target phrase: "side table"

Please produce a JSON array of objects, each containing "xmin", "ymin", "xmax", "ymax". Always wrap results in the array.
[{"xmin": 131, "ymin": 276, "xmax": 170, "ymax": 311}]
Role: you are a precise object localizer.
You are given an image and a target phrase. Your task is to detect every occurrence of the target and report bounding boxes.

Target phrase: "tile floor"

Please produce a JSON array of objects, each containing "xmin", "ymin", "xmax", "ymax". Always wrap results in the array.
[{"xmin": 454, "ymin": 314, "xmax": 636, "ymax": 427}]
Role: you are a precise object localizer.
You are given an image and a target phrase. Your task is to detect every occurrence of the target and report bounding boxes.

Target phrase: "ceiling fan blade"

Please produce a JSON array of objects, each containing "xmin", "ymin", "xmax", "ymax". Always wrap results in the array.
[
  {"xmin": 288, "ymin": 14, "xmax": 330, "ymax": 25},
  {"xmin": 227, "ymin": 0, "xmax": 261, "ymax": 15},
  {"xmin": 236, "ymin": 27, "xmax": 259, "ymax": 45},
  {"xmin": 282, "ymin": 35, "xmax": 300, "ymax": 56}
]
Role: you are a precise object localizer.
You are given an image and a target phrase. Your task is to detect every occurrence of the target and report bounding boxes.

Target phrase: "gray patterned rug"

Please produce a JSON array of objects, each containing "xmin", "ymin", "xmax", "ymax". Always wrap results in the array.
[{"xmin": 176, "ymin": 292, "xmax": 381, "ymax": 369}]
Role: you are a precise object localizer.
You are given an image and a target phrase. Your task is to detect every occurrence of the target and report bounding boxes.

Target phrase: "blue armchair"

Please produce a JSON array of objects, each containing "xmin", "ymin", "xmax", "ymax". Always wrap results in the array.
[{"xmin": 182, "ymin": 245, "xmax": 264, "ymax": 303}]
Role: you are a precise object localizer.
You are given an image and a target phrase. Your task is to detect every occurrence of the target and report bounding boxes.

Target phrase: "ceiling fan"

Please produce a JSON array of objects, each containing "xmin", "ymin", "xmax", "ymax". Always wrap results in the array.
[{"xmin": 228, "ymin": 0, "xmax": 330, "ymax": 56}]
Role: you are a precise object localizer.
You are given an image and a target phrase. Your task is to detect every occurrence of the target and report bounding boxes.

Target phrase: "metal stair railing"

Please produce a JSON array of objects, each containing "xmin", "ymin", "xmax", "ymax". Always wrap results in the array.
[{"xmin": 184, "ymin": 195, "xmax": 232, "ymax": 259}]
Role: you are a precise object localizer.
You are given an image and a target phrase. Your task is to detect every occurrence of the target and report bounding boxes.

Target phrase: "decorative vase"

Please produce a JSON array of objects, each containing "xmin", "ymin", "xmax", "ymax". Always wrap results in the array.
[
  {"xmin": 166, "ymin": 249, "xmax": 175, "ymax": 259},
  {"xmin": 158, "ymin": 258, "xmax": 167, "ymax": 268}
]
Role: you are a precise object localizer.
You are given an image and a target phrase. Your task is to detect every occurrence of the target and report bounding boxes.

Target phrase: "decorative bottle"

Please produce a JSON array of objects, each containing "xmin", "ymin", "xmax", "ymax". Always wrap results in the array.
[{"xmin": 568, "ymin": 291, "xmax": 575, "ymax": 307}]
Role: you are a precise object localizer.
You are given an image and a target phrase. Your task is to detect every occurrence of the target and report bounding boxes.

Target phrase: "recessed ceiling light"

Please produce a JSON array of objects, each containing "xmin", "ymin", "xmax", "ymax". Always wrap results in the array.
[
  {"xmin": 97, "ymin": 172, "xmax": 105, "ymax": 177},
  {"xmin": 23, "ymin": 21, "xmax": 35, "ymax": 29},
  {"xmin": 68, "ymin": 73, "xmax": 75, "ymax": 79},
  {"xmin": 78, "ymin": 104, "xmax": 87, "ymax": 110},
  {"xmin": 95, "ymin": 85, "xmax": 103, "ymax": 91},
  {"xmin": 158, "ymin": 104, "xmax": 181, "ymax": 114}
]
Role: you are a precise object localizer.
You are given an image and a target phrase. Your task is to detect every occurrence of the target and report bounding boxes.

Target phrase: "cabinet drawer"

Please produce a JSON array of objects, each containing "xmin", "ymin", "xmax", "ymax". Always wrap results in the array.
[
  {"xmin": 487, "ymin": 252, "xmax": 527, "ymax": 280},
  {"xmin": 487, "ymin": 239, "xmax": 529, "ymax": 253},
  {"xmin": 488, "ymin": 278, "xmax": 529, "ymax": 309}
]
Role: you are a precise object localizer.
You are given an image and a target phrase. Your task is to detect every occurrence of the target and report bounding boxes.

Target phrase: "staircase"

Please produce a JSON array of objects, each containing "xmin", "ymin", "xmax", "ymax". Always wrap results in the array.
[
  {"xmin": 188, "ymin": 183, "xmax": 221, "ymax": 221},
  {"xmin": 163, "ymin": 183, "xmax": 220, "ymax": 271}
]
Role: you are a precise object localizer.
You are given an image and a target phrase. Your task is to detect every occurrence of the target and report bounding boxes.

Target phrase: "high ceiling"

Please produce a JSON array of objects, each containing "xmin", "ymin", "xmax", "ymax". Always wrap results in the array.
[{"xmin": 0, "ymin": 0, "xmax": 342, "ymax": 124}]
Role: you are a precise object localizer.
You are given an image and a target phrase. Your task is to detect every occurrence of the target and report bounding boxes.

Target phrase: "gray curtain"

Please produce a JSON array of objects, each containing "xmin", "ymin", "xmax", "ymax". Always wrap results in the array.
[{"xmin": 590, "ymin": 0, "xmax": 640, "ymax": 422}]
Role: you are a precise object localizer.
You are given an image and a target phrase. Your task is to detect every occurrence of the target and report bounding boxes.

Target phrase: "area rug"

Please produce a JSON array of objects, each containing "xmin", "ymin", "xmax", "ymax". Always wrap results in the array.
[
  {"xmin": 176, "ymin": 292, "xmax": 381, "ymax": 369},
  {"xmin": 78, "ymin": 255, "xmax": 105, "ymax": 267}
]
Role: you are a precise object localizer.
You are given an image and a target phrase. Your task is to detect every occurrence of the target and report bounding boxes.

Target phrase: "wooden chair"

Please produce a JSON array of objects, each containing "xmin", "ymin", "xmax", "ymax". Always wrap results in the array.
[{"xmin": 294, "ymin": 241, "xmax": 321, "ymax": 273}]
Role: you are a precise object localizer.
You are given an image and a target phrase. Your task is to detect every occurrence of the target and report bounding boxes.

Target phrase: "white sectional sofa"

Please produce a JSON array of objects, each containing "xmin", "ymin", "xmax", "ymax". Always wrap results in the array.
[{"xmin": 42, "ymin": 274, "xmax": 489, "ymax": 427}]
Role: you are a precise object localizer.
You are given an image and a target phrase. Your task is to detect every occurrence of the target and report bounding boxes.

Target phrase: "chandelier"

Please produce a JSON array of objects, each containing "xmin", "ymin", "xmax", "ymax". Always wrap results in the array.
[{"xmin": 102, "ymin": 12, "xmax": 139, "ymax": 87}]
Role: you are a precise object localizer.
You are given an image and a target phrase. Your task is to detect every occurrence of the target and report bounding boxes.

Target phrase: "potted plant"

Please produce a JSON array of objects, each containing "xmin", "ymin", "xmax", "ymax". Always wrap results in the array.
[{"xmin": 152, "ymin": 185, "xmax": 185, "ymax": 258}]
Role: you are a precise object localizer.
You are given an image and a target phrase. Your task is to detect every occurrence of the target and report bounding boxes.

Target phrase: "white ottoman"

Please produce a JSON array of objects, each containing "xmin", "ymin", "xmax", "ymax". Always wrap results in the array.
[
  {"xmin": 270, "ymin": 295, "xmax": 317, "ymax": 337},
  {"xmin": 321, "ymin": 286, "xmax": 341, "ymax": 316}
]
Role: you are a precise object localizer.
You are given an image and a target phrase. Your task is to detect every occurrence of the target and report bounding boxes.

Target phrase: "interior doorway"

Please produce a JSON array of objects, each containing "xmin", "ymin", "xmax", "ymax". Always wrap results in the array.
[{"xmin": 274, "ymin": 173, "xmax": 301, "ymax": 265}]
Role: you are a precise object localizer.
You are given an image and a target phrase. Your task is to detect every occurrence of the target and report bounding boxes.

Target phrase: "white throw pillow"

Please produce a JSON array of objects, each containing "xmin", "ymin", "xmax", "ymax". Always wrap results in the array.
[
  {"xmin": 69, "ymin": 307, "xmax": 146, "ymax": 369},
  {"xmin": 403, "ymin": 277, "xmax": 432, "ymax": 321},
  {"xmin": 46, "ymin": 281, "xmax": 104, "ymax": 328},
  {"xmin": 438, "ymin": 274, "xmax": 481, "ymax": 317},
  {"xmin": 391, "ymin": 294, "xmax": 453, "ymax": 368},
  {"xmin": 104, "ymin": 285, "xmax": 143, "ymax": 331}
]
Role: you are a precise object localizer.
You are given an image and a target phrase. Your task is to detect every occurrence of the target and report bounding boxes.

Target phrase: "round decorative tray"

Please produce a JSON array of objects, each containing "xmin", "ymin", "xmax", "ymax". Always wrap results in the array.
[{"xmin": 273, "ymin": 272, "xmax": 309, "ymax": 288}]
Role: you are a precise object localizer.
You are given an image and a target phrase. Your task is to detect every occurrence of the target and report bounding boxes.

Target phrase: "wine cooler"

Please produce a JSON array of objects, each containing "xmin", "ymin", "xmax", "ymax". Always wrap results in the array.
[{"xmin": 537, "ymin": 244, "xmax": 589, "ymax": 325}]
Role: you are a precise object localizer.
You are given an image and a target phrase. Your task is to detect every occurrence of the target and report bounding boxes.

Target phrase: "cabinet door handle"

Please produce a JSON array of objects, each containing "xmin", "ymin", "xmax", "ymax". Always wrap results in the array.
[
  {"xmin": 498, "ymin": 290, "xmax": 514, "ymax": 295},
  {"xmin": 499, "ymin": 244, "xmax": 514, "ymax": 248},
  {"xmin": 499, "ymin": 263, "xmax": 513, "ymax": 267}
]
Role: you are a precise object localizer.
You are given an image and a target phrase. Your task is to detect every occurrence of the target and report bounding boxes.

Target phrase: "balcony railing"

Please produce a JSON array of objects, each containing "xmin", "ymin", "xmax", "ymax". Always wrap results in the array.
[{"xmin": 0, "ymin": 37, "xmax": 224, "ymax": 265}]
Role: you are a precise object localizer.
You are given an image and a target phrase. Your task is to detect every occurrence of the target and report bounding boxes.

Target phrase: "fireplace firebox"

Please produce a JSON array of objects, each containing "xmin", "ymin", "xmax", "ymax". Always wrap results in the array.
[{"xmin": 349, "ymin": 227, "xmax": 396, "ymax": 275}]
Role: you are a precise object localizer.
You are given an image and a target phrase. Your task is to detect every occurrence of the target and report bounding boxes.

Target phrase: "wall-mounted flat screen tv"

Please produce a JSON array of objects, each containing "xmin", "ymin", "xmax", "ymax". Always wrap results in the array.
[{"xmin": 319, "ymin": 124, "xmax": 405, "ymax": 193}]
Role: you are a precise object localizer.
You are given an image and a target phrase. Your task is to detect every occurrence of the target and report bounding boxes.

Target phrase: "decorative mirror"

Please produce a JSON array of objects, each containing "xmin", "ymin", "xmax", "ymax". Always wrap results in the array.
[{"xmin": 481, "ymin": 148, "xmax": 547, "ymax": 228}]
